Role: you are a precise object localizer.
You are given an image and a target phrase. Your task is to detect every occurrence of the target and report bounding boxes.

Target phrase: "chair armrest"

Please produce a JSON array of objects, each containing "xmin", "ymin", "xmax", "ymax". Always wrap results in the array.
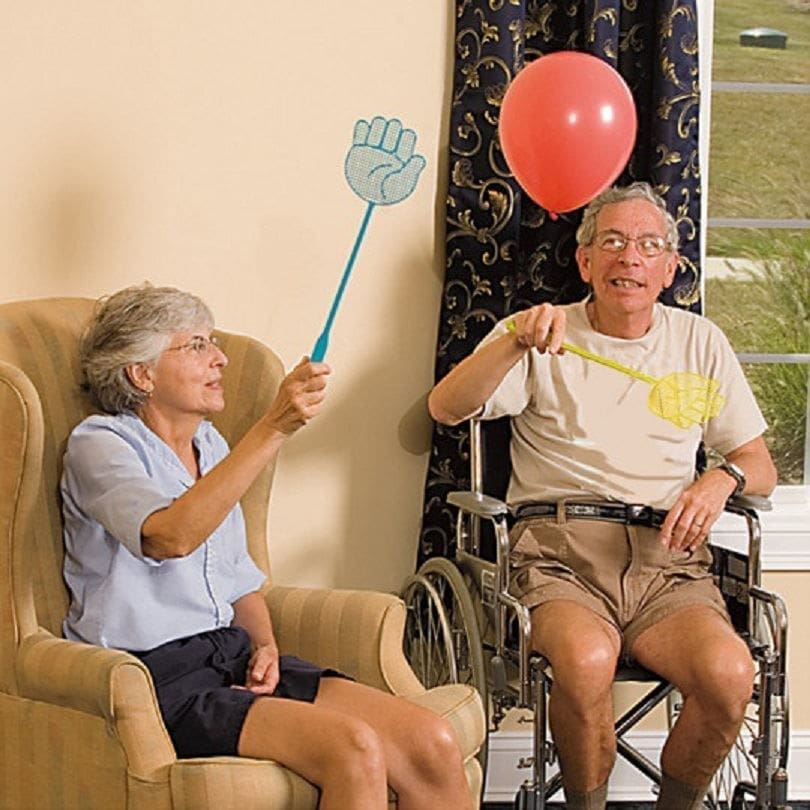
[
  {"xmin": 18, "ymin": 630, "xmax": 147, "ymax": 719},
  {"xmin": 17, "ymin": 630, "xmax": 176, "ymax": 777},
  {"xmin": 264, "ymin": 586, "xmax": 425, "ymax": 698}
]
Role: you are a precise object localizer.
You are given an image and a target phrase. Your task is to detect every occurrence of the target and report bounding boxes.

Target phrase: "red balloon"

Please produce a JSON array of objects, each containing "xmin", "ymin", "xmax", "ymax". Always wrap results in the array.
[{"xmin": 499, "ymin": 51, "xmax": 637, "ymax": 216}]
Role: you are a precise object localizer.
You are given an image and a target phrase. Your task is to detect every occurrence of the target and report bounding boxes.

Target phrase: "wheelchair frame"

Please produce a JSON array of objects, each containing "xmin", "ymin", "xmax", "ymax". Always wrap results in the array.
[{"xmin": 404, "ymin": 420, "xmax": 790, "ymax": 810}]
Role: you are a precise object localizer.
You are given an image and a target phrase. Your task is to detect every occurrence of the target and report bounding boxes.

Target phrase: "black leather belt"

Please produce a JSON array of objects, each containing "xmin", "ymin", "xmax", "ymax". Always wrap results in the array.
[{"xmin": 513, "ymin": 501, "xmax": 668, "ymax": 529}]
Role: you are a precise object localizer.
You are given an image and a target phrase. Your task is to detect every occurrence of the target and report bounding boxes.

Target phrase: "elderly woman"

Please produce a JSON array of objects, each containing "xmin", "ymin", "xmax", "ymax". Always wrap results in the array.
[{"xmin": 61, "ymin": 284, "xmax": 471, "ymax": 810}]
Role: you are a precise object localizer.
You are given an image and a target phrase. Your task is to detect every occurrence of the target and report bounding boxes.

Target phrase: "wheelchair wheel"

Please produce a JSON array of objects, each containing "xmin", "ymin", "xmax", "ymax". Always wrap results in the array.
[
  {"xmin": 402, "ymin": 557, "xmax": 489, "ymax": 775},
  {"xmin": 402, "ymin": 558, "xmax": 487, "ymax": 695}
]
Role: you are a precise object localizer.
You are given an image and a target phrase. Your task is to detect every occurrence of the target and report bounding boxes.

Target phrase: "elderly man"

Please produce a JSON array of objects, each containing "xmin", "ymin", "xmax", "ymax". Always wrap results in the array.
[{"xmin": 428, "ymin": 182, "xmax": 777, "ymax": 810}]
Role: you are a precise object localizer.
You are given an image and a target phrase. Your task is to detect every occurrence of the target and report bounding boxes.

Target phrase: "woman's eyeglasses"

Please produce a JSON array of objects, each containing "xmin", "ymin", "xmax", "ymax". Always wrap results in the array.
[
  {"xmin": 593, "ymin": 230, "xmax": 671, "ymax": 258},
  {"xmin": 165, "ymin": 335, "xmax": 223, "ymax": 356}
]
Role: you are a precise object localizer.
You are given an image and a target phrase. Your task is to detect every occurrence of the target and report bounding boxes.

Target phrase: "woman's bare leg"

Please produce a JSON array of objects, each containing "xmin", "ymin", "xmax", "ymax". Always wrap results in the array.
[
  {"xmin": 238, "ymin": 697, "xmax": 388, "ymax": 810},
  {"xmin": 315, "ymin": 678, "xmax": 473, "ymax": 810}
]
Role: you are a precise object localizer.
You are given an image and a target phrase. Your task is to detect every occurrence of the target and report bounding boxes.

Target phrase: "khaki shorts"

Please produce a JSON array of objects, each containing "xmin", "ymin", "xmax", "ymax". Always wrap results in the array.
[{"xmin": 509, "ymin": 511, "xmax": 731, "ymax": 659}]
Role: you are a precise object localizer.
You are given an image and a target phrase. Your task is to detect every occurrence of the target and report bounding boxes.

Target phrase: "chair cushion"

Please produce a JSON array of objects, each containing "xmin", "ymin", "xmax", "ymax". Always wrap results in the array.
[
  {"xmin": 171, "ymin": 757, "xmax": 319, "ymax": 810},
  {"xmin": 170, "ymin": 752, "xmax": 482, "ymax": 810}
]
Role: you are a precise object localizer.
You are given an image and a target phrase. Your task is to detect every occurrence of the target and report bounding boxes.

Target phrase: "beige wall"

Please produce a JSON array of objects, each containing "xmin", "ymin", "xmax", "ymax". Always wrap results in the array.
[{"xmin": 2, "ymin": 2, "xmax": 454, "ymax": 593}]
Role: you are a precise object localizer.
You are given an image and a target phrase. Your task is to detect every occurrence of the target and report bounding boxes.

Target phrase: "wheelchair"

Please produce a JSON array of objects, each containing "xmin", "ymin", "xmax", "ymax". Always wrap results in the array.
[{"xmin": 403, "ymin": 419, "xmax": 789, "ymax": 810}]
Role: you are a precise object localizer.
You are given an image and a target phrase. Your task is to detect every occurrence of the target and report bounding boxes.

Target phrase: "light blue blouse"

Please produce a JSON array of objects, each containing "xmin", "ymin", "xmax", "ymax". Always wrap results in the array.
[{"xmin": 61, "ymin": 412, "xmax": 266, "ymax": 652}]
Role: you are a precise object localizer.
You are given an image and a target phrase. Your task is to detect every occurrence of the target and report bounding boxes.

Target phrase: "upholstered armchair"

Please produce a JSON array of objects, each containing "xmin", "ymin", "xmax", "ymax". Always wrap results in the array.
[{"xmin": 0, "ymin": 297, "xmax": 485, "ymax": 809}]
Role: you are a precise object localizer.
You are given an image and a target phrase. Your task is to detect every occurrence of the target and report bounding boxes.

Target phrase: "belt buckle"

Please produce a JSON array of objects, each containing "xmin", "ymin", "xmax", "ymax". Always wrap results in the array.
[
  {"xmin": 569, "ymin": 503, "xmax": 600, "ymax": 519},
  {"xmin": 625, "ymin": 503, "xmax": 651, "ymax": 525}
]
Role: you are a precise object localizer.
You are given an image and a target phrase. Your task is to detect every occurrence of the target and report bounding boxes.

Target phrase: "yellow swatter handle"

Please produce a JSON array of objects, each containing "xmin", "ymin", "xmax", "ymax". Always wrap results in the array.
[{"xmin": 504, "ymin": 317, "xmax": 657, "ymax": 385}]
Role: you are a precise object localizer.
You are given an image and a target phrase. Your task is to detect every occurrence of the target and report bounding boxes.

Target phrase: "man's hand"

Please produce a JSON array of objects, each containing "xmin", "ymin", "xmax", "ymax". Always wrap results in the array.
[
  {"xmin": 345, "ymin": 117, "xmax": 426, "ymax": 206},
  {"xmin": 659, "ymin": 468, "xmax": 737, "ymax": 552},
  {"xmin": 510, "ymin": 303, "xmax": 567, "ymax": 354},
  {"xmin": 660, "ymin": 437, "xmax": 776, "ymax": 552},
  {"xmin": 264, "ymin": 358, "xmax": 330, "ymax": 436},
  {"xmin": 242, "ymin": 643, "xmax": 281, "ymax": 695}
]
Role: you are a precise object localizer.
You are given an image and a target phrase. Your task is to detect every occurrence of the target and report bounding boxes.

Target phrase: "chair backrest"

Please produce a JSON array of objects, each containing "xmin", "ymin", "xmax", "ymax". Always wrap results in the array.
[{"xmin": 0, "ymin": 297, "xmax": 285, "ymax": 694}]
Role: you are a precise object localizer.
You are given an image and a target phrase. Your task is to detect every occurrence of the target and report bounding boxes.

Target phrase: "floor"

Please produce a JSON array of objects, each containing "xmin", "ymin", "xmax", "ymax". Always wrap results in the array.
[
  {"xmin": 482, "ymin": 804, "xmax": 807, "ymax": 809},
  {"xmin": 483, "ymin": 805, "xmax": 650, "ymax": 809}
]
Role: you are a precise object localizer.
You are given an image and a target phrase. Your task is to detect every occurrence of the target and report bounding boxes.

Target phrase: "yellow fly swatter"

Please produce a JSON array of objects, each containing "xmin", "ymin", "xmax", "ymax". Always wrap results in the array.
[{"xmin": 505, "ymin": 318, "xmax": 724, "ymax": 429}]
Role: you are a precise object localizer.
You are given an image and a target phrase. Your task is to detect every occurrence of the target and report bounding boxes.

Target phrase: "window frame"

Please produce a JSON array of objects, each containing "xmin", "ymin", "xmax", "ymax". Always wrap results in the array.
[
  {"xmin": 697, "ymin": 0, "xmax": 810, "ymax": 543},
  {"xmin": 697, "ymin": 0, "xmax": 810, "ymax": 496}
]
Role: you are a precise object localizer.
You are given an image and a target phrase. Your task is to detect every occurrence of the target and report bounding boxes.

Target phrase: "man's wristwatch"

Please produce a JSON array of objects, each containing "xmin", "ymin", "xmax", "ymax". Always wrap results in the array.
[{"xmin": 716, "ymin": 460, "xmax": 746, "ymax": 498}]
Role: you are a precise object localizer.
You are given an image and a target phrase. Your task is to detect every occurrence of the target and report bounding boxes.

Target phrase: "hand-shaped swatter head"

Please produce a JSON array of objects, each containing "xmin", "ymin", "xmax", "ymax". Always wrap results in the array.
[
  {"xmin": 310, "ymin": 117, "xmax": 425, "ymax": 362},
  {"xmin": 345, "ymin": 117, "xmax": 426, "ymax": 205}
]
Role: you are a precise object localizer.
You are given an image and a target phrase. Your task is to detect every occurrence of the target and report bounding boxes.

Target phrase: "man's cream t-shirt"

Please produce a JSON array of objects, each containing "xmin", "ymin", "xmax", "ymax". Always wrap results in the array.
[{"xmin": 479, "ymin": 300, "xmax": 766, "ymax": 510}]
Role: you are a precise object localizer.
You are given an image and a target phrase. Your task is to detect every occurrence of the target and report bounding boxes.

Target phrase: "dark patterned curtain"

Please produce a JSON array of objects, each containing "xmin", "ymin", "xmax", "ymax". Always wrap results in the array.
[{"xmin": 419, "ymin": 0, "xmax": 702, "ymax": 563}]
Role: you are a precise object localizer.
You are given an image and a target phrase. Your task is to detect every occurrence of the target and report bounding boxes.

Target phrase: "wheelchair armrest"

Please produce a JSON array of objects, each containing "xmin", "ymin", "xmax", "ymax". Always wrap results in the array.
[
  {"xmin": 727, "ymin": 493, "xmax": 772, "ymax": 512},
  {"xmin": 447, "ymin": 490, "xmax": 509, "ymax": 518}
]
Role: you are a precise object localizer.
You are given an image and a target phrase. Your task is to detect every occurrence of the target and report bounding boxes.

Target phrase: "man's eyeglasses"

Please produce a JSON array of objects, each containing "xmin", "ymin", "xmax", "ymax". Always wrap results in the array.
[
  {"xmin": 165, "ymin": 335, "xmax": 223, "ymax": 357},
  {"xmin": 593, "ymin": 230, "xmax": 671, "ymax": 258}
]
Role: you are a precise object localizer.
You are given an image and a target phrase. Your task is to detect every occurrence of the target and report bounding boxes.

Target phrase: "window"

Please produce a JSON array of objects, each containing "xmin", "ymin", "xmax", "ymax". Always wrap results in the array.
[{"xmin": 703, "ymin": 0, "xmax": 810, "ymax": 487}]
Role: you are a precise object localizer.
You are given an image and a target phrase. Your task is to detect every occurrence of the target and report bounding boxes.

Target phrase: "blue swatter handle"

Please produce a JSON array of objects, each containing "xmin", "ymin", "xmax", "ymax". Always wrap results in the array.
[
  {"xmin": 311, "ymin": 202, "xmax": 376, "ymax": 362},
  {"xmin": 311, "ymin": 332, "xmax": 329, "ymax": 363}
]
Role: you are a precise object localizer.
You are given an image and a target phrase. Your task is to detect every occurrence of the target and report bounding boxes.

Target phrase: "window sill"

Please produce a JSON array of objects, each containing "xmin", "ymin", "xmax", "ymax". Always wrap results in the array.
[{"xmin": 712, "ymin": 486, "xmax": 810, "ymax": 571}]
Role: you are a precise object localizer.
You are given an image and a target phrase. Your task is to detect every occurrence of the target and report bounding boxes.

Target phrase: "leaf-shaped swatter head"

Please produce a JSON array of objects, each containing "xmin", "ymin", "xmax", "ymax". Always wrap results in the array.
[
  {"xmin": 647, "ymin": 372, "xmax": 726, "ymax": 430},
  {"xmin": 345, "ymin": 116, "xmax": 426, "ymax": 206}
]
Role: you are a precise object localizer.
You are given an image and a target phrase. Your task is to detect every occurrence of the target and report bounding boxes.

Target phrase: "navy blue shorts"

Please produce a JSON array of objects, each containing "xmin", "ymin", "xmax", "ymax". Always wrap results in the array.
[{"xmin": 132, "ymin": 626, "xmax": 347, "ymax": 758}]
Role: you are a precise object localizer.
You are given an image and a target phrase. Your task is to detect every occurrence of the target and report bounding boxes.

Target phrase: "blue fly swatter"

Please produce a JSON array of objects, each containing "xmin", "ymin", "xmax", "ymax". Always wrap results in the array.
[{"xmin": 311, "ymin": 116, "xmax": 426, "ymax": 361}]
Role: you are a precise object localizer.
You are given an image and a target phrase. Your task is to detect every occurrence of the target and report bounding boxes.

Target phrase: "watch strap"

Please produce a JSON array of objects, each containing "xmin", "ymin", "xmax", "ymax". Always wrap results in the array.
[{"xmin": 717, "ymin": 460, "xmax": 745, "ymax": 497}]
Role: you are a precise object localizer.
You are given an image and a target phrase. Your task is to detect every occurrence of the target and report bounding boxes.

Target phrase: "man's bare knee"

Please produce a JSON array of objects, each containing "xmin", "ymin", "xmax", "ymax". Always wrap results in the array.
[
  {"xmin": 551, "ymin": 638, "xmax": 619, "ymax": 701},
  {"xmin": 531, "ymin": 603, "xmax": 619, "ymax": 692},
  {"xmin": 690, "ymin": 642, "xmax": 754, "ymax": 727}
]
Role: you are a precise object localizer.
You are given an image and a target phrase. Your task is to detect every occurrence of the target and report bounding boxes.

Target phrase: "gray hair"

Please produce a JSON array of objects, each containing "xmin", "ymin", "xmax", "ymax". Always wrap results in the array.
[
  {"xmin": 80, "ymin": 284, "xmax": 214, "ymax": 414},
  {"xmin": 575, "ymin": 181, "xmax": 679, "ymax": 251}
]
